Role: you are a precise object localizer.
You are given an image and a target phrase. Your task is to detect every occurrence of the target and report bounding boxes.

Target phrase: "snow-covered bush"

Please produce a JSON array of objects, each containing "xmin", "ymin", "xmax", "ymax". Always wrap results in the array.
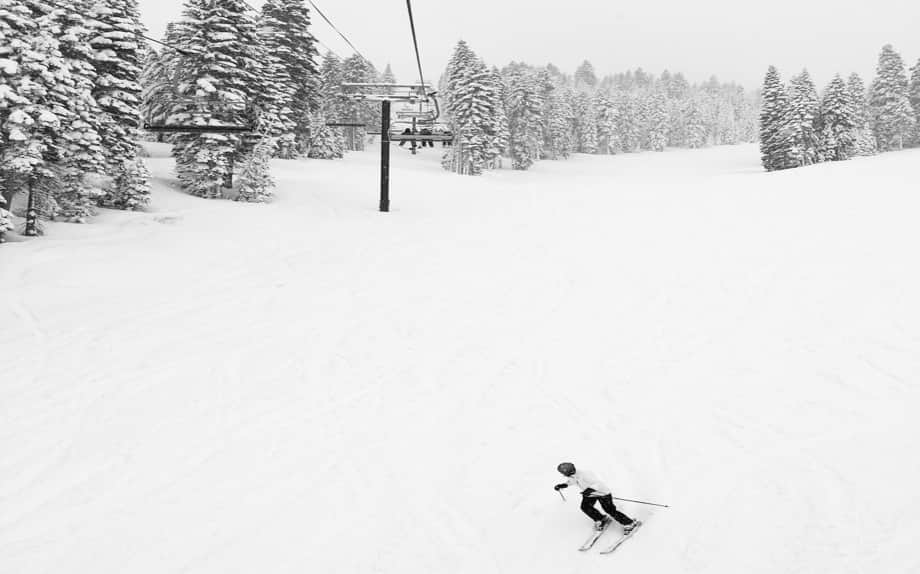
[
  {"xmin": 237, "ymin": 136, "xmax": 275, "ymax": 203},
  {"xmin": 106, "ymin": 158, "xmax": 151, "ymax": 210},
  {"xmin": 308, "ymin": 116, "xmax": 344, "ymax": 159}
]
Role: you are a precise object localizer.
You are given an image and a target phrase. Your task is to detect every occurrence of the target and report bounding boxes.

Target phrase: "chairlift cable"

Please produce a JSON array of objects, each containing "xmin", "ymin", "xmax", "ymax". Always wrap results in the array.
[
  {"xmin": 224, "ymin": 0, "xmax": 345, "ymax": 62},
  {"xmin": 305, "ymin": 0, "xmax": 368, "ymax": 62},
  {"xmin": 405, "ymin": 0, "xmax": 427, "ymax": 91},
  {"xmin": 315, "ymin": 38, "xmax": 343, "ymax": 61}
]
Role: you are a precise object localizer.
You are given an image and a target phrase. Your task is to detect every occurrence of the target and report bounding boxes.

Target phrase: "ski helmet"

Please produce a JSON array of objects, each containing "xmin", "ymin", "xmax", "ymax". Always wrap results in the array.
[{"xmin": 557, "ymin": 462, "xmax": 576, "ymax": 476}]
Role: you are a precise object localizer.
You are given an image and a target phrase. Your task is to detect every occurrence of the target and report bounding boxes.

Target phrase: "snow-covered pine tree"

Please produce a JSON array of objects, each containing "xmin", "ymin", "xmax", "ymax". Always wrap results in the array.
[
  {"xmin": 0, "ymin": 163, "xmax": 12, "ymax": 240},
  {"xmin": 684, "ymin": 95, "xmax": 708, "ymax": 149},
  {"xmin": 869, "ymin": 44, "xmax": 915, "ymax": 151},
  {"xmin": 597, "ymin": 74, "xmax": 614, "ymax": 93},
  {"xmin": 847, "ymin": 72, "xmax": 868, "ymax": 126},
  {"xmin": 784, "ymin": 69, "xmax": 820, "ymax": 166},
  {"xmin": 666, "ymin": 95, "xmax": 688, "ymax": 148},
  {"xmin": 89, "ymin": 0, "xmax": 150, "ymax": 209},
  {"xmin": 536, "ymin": 69, "xmax": 554, "ymax": 158},
  {"xmin": 537, "ymin": 70, "xmax": 574, "ymax": 160},
  {"xmin": 341, "ymin": 55, "xmax": 378, "ymax": 151},
  {"xmin": 0, "ymin": 0, "xmax": 70, "ymax": 225},
  {"xmin": 698, "ymin": 88, "xmax": 720, "ymax": 146},
  {"xmin": 759, "ymin": 66, "xmax": 789, "ymax": 171},
  {"xmin": 31, "ymin": 0, "xmax": 108, "ymax": 221},
  {"xmin": 847, "ymin": 72, "xmax": 876, "ymax": 156},
  {"xmin": 545, "ymin": 63, "xmax": 566, "ymax": 84},
  {"xmin": 258, "ymin": 0, "xmax": 318, "ymax": 155},
  {"xmin": 0, "ymin": 0, "xmax": 35, "ymax": 207},
  {"xmin": 440, "ymin": 41, "xmax": 493, "ymax": 175},
  {"xmin": 548, "ymin": 85, "xmax": 576, "ymax": 158},
  {"xmin": 594, "ymin": 92, "xmax": 619, "ymax": 154},
  {"xmin": 666, "ymin": 71, "xmax": 691, "ymax": 100},
  {"xmin": 615, "ymin": 91, "xmax": 642, "ymax": 152},
  {"xmin": 503, "ymin": 64, "xmax": 544, "ymax": 170},
  {"xmin": 306, "ymin": 113, "xmax": 343, "ymax": 159},
  {"xmin": 485, "ymin": 67, "xmax": 510, "ymax": 168},
  {"xmin": 141, "ymin": 23, "xmax": 185, "ymax": 137},
  {"xmin": 633, "ymin": 68, "xmax": 653, "ymax": 91},
  {"xmin": 137, "ymin": 43, "xmax": 161, "ymax": 130},
  {"xmin": 644, "ymin": 90, "xmax": 668, "ymax": 151},
  {"xmin": 734, "ymin": 87, "xmax": 759, "ymax": 143},
  {"xmin": 317, "ymin": 51, "xmax": 344, "ymax": 112},
  {"xmin": 314, "ymin": 51, "xmax": 347, "ymax": 155},
  {"xmin": 572, "ymin": 90, "xmax": 598, "ymax": 153},
  {"xmin": 169, "ymin": 0, "xmax": 262, "ymax": 199},
  {"xmin": 716, "ymin": 84, "xmax": 747, "ymax": 145},
  {"xmin": 816, "ymin": 74, "xmax": 857, "ymax": 161},
  {"xmin": 256, "ymin": 0, "xmax": 297, "ymax": 157},
  {"xmin": 574, "ymin": 60, "xmax": 597, "ymax": 91},
  {"xmin": 909, "ymin": 59, "xmax": 920, "ymax": 145},
  {"xmin": 381, "ymin": 63, "xmax": 396, "ymax": 84},
  {"xmin": 0, "ymin": 196, "xmax": 11, "ymax": 240},
  {"xmin": 236, "ymin": 135, "xmax": 275, "ymax": 202},
  {"xmin": 659, "ymin": 70, "xmax": 672, "ymax": 94}
]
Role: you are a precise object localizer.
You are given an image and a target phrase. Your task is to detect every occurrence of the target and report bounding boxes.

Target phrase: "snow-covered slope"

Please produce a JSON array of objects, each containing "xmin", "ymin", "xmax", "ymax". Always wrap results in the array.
[{"xmin": 2, "ymin": 143, "xmax": 919, "ymax": 573}]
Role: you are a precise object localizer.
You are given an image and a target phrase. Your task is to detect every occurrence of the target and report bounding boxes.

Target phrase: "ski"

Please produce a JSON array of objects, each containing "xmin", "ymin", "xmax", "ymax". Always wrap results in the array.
[
  {"xmin": 599, "ymin": 521, "xmax": 642, "ymax": 555},
  {"xmin": 578, "ymin": 522, "xmax": 610, "ymax": 551}
]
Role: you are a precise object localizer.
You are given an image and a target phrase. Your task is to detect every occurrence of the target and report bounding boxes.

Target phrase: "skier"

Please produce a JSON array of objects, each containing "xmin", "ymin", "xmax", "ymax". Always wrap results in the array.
[
  {"xmin": 419, "ymin": 127, "xmax": 433, "ymax": 148},
  {"xmin": 554, "ymin": 462, "xmax": 639, "ymax": 532},
  {"xmin": 398, "ymin": 128, "xmax": 417, "ymax": 151}
]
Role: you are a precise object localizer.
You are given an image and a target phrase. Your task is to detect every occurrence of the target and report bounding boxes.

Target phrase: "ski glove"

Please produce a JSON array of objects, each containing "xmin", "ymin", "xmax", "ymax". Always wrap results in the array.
[
  {"xmin": 581, "ymin": 488, "xmax": 599, "ymax": 497},
  {"xmin": 554, "ymin": 483, "xmax": 569, "ymax": 491}
]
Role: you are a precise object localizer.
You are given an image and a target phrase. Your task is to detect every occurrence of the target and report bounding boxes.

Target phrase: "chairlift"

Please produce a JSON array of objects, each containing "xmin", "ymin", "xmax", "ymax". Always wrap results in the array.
[
  {"xmin": 394, "ymin": 96, "xmax": 440, "ymax": 124},
  {"xmin": 389, "ymin": 132, "xmax": 453, "ymax": 143},
  {"xmin": 340, "ymin": 83, "xmax": 432, "ymax": 104},
  {"xmin": 339, "ymin": 83, "xmax": 442, "ymax": 130},
  {"xmin": 395, "ymin": 92, "xmax": 441, "ymax": 125},
  {"xmin": 336, "ymin": 84, "xmax": 444, "ymax": 152}
]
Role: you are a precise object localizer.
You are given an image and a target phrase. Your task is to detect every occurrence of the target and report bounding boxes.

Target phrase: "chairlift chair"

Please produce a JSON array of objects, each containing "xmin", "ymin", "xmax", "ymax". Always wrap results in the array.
[
  {"xmin": 340, "ymin": 82, "xmax": 433, "ymax": 104},
  {"xmin": 143, "ymin": 96, "xmax": 257, "ymax": 134},
  {"xmin": 338, "ymin": 84, "xmax": 452, "ymax": 144},
  {"xmin": 393, "ymin": 93, "xmax": 441, "ymax": 124}
]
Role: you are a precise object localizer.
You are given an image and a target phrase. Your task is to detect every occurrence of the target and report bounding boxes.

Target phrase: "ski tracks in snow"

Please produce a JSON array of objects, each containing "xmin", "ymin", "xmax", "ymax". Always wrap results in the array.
[{"xmin": 3, "ymin": 146, "xmax": 920, "ymax": 573}]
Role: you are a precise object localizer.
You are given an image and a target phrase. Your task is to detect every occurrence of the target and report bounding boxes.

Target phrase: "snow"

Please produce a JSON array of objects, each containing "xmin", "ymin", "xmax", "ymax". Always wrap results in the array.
[
  {"xmin": 0, "ymin": 57, "xmax": 18, "ymax": 75},
  {"xmin": 196, "ymin": 77, "xmax": 217, "ymax": 94},
  {"xmin": 0, "ymin": 84, "xmax": 20, "ymax": 103},
  {"xmin": 37, "ymin": 110, "xmax": 58, "ymax": 125},
  {"xmin": 2, "ymin": 143, "xmax": 920, "ymax": 573},
  {"xmin": 7, "ymin": 127, "xmax": 27, "ymax": 141},
  {"xmin": 7, "ymin": 109, "xmax": 32, "ymax": 127}
]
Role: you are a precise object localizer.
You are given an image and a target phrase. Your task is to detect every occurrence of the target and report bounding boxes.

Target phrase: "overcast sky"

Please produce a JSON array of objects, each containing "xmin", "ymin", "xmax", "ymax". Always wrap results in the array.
[{"xmin": 138, "ymin": 0, "xmax": 920, "ymax": 90}]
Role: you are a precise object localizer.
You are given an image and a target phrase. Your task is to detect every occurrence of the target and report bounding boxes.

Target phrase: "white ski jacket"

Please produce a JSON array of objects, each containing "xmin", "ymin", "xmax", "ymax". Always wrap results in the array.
[{"xmin": 565, "ymin": 469, "xmax": 611, "ymax": 496}]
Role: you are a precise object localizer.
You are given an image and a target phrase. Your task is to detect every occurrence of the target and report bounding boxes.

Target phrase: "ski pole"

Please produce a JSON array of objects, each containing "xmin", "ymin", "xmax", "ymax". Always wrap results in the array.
[
  {"xmin": 613, "ymin": 497, "xmax": 669, "ymax": 508},
  {"xmin": 558, "ymin": 490, "xmax": 566, "ymax": 502}
]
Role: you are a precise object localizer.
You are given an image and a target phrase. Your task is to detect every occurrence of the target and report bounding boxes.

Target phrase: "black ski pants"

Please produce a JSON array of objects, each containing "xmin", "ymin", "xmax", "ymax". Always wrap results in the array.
[{"xmin": 580, "ymin": 493, "xmax": 633, "ymax": 525}]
